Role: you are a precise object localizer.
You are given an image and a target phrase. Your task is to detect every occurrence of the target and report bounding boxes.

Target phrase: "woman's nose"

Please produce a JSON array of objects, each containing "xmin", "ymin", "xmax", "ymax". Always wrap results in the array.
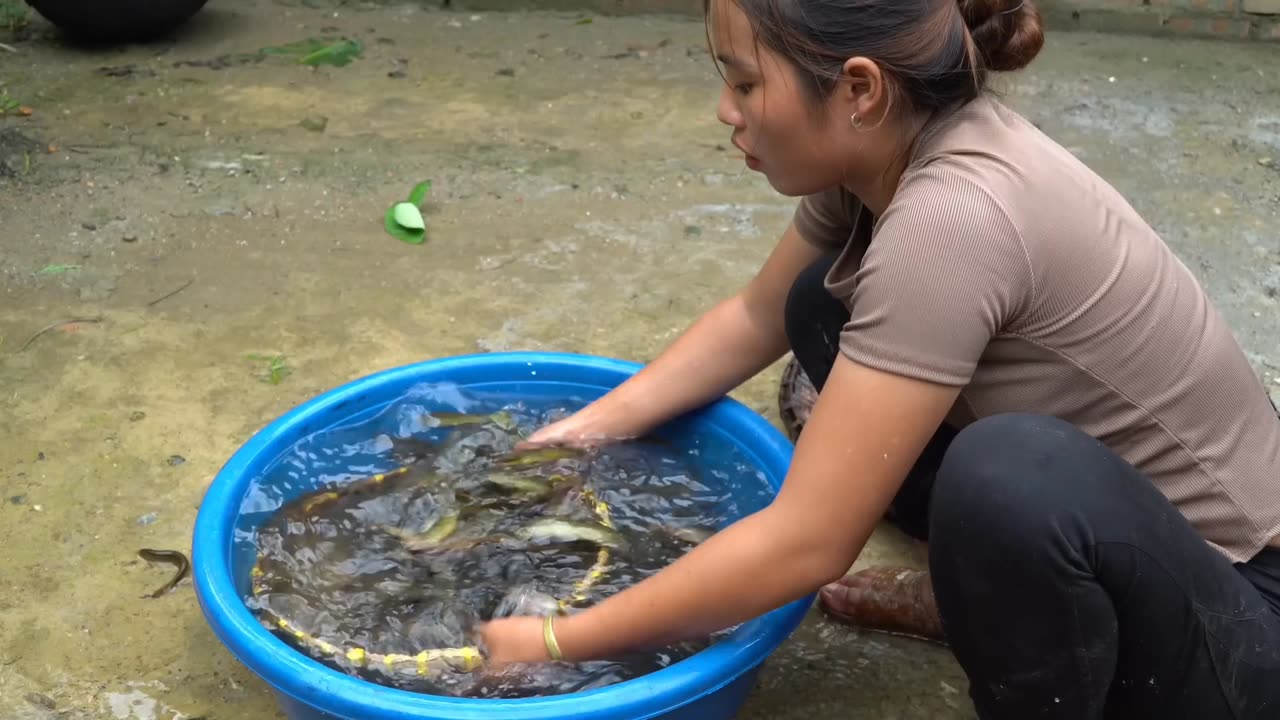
[{"xmin": 715, "ymin": 85, "xmax": 742, "ymax": 128}]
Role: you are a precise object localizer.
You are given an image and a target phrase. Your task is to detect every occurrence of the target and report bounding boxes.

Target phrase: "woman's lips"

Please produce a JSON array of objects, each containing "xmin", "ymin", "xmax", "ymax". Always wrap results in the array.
[{"xmin": 733, "ymin": 140, "xmax": 760, "ymax": 170}]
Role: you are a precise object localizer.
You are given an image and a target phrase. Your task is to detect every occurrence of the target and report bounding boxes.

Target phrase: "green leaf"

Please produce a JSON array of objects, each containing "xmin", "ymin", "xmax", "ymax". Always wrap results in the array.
[
  {"xmin": 392, "ymin": 202, "xmax": 425, "ymax": 230},
  {"xmin": 244, "ymin": 353, "xmax": 290, "ymax": 384},
  {"xmin": 407, "ymin": 180, "xmax": 432, "ymax": 206},
  {"xmin": 384, "ymin": 205, "xmax": 426, "ymax": 245},
  {"xmin": 299, "ymin": 39, "xmax": 362, "ymax": 67},
  {"xmin": 259, "ymin": 37, "xmax": 362, "ymax": 67},
  {"xmin": 37, "ymin": 263, "xmax": 79, "ymax": 275},
  {"xmin": 260, "ymin": 37, "xmax": 332, "ymax": 56}
]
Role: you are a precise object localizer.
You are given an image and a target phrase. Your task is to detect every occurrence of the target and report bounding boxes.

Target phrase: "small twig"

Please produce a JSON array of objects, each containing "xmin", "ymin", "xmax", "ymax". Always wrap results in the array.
[
  {"xmin": 147, "ymin": 278, "xmax": 194, "ymax": 307},
  {"xmin": 0, "ymin": 43, "xmax": 17, "ymax": 54},
  {"xmin": 19, "ymin": 317, "xmax": 103, "ymax": 352}
]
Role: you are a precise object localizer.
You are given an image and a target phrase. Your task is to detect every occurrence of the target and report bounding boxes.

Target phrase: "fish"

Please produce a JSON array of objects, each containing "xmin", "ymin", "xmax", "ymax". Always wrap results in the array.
[
  {"xmin": 493, "ymin": 584, "xmax": 563, "ymax": 619},
  {"xmin": 387, "ymin": 510, "xmax": 460, "ymax": 551},
  {"xmin": 388, "ymin": 437, "xmax": 439, "ymax": 466},
  {"xmin": 515, "ymin": 519, "xmax": 625, "ymax": 549},
  {"xmin": 495, "ymin": 446, "xmax": 583, "ymax": 468},
  {"xmin": 417, "ymin": 512, "xmax": 460, "ymax": 545},
  {"xmin": 483, "ymin": 471, "xmax": 551, "ymax": 497},
  {"xmin": 428, "ymin": 410, "xmax": 517, "ymax": 431},
  {"xmin": 534, "ymin": 474, "xmax": 588, "ymax": 515},
  {"xmin": 434, "ymin": 427, "xmax": 520, "ymax": 471},
  {"xmin": 406, "ymin": 513, "xmax": 623, "ymax": 556},
  {"xmin": 663, "ymin": 526, "xmax": 716, "ymax": 545},
  {"xmin": 138, "ymin": 548, "xmax": 190, "ymax": 598}
]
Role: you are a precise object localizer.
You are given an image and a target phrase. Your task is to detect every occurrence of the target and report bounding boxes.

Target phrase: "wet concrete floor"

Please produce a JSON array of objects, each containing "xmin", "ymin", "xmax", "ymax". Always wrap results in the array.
[{"xmin": 0, "ymin": 1, "xmax": 1277, "ymax": 717}]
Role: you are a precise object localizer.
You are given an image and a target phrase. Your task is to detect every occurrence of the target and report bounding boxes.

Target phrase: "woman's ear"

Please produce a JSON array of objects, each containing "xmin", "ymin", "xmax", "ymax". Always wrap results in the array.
[{"xmin": 839, "ymin": 56, "xmax": 887, "ymax": 123}]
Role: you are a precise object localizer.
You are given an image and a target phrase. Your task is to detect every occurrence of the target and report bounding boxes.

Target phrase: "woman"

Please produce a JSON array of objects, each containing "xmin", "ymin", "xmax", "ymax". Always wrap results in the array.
[{"xmin": 480, "ymin": 0, "xmax": 1280, "ymax": 716}]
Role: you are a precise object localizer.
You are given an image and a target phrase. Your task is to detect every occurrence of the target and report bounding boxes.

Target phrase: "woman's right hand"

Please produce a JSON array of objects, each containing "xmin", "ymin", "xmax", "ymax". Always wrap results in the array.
[{"xmin": 517, "ymin": 401, "xmax": 638, "ymax": 450}]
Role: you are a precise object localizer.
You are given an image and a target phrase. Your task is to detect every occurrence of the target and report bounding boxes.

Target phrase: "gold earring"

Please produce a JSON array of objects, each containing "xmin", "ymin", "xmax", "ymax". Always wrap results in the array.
[{"xmin": 850, "ymin": 114, "xmax": 863, "ymax": 129}]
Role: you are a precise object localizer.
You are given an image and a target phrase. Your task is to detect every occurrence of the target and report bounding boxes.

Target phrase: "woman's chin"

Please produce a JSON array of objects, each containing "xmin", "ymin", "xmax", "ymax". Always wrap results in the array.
[
  {"xmin": 763, "ymin": 174, "xmax": 808, "ymax": 198},
  {"xmin": 763, "ymin": 170, "xmax": 840, "ymax": 198}
]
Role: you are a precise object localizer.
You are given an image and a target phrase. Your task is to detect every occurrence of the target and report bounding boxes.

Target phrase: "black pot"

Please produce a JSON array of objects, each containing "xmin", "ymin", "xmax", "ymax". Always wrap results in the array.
[{"xmin": 24, "ymin": 0, "xmax": 210, "ymax": 42}]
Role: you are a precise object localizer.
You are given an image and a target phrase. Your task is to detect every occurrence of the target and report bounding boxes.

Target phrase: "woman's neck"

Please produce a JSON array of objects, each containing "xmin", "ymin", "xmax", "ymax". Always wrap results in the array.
[{"xmin": 842, "ymin": 110, "xmax": 933, "ymax": 217}]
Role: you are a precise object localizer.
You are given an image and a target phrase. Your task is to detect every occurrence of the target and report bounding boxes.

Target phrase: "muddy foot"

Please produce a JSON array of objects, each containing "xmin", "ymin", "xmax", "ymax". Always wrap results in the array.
[
  {"xmin": 778, "ymin": 355, "xmax": 817, "ymax": 443},
  {"xmin": 819, "ymin": 566, "xmax": 947, "ymax": 645}
]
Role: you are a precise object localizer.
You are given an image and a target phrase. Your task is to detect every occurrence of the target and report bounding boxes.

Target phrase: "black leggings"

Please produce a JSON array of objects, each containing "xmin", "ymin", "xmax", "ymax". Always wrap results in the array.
[{"xmin": 785, "ymin": 254, "xmax": 1280, "ymax": 719}]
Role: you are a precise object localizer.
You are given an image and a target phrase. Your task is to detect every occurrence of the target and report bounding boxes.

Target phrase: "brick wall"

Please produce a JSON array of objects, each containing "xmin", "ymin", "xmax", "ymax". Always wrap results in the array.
[
  {"xmin": 1039, "ymin": 0, "xmax": 1280, "ymax": 41},
  {"xmin": 451, "ymin": 0, "xmax": 1280, "ymax": 41}
]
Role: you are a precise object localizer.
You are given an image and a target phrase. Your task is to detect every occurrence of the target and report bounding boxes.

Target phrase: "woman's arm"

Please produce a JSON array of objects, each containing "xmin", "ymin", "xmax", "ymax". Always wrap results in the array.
[
  {"xmin": 524, "ymin": 222, "xmax": 826, "ymax": 445},
  {"xmin": 480, "ymin": 353, "xmax": 962, "ymax": 662}
]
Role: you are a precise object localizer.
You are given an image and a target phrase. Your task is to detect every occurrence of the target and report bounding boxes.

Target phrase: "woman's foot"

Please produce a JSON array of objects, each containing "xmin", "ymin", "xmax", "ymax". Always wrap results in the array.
[
  {"xmin": 778, "ymin": 355, "xmax": 818, "ymax": 443},
  {"xmin": 819, "ymin": 566, "xmax": 947, "ymax": 644}
]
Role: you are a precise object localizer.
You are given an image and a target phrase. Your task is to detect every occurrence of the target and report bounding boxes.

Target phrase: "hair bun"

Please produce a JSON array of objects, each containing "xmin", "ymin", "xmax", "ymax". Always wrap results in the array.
[{"xmin": 958, "ymin": 0, "xmax": 1045, "ymax": 73}]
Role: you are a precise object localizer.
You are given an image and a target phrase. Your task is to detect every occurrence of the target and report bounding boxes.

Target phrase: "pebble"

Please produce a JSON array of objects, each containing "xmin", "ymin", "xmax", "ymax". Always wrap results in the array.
[
  {"xmin": 32, "ymin": 504, "xmax": 43, "ymax": 512},
  {"xmin": 9, "ymin": 495, "xmax": 24, "ymax": 505},
  {"xmin": 299, "ymin": 116, "xmax": 328, "ymax": 133},
  {"xmin": 129, "ymin": 411, "xmax": 146, "ymax": 422},
  {"xmin": 137, "ymin": 512, "xmax": 159, "ymax": 526},
  {"xmin": 1261, "ymin": 158, "xmax": 1275, "ymax": 168},
  {"xmin": 167, "ymin": 455, "xmax": 186, "ymax": 466}
]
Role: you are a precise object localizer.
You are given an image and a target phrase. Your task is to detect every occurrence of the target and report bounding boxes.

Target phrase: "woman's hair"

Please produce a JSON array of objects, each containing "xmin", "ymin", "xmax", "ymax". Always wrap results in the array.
[{"xmin": 709, "ymin": 0, "xmax": 1044, "ymax": 120}]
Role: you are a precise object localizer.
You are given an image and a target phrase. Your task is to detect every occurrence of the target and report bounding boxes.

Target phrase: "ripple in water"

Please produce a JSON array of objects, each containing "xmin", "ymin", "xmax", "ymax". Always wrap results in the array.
[{"xmin": 234, "ymin": 382, "xmax": 776, "ymax": 698}]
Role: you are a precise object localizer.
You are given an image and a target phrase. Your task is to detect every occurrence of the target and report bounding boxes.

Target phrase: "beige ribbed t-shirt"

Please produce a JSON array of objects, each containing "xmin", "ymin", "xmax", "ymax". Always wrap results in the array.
[{"xmin": 793, "ymin": 95, "xmax": 1280, "ymax": 564}]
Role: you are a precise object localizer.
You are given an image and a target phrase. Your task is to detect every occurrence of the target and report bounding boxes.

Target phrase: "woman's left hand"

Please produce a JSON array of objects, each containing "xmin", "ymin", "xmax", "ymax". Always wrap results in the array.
[{"xmin": 479, "ymin": 616, "xmax": 555, "ymax": 667}]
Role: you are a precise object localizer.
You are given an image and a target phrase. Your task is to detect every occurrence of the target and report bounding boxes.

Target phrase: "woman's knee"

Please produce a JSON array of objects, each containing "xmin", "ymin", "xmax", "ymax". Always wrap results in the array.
[
  {"xmin": 784, "ymin": 257, "xmax": 837, "ymax": 339},
  {"xmin": 784, "ymin": 255, "xmax": 844, "ymax": 389},
  {"xmin": 928, "ymin": 413, "xmax": 1104, "ymax": 552}
]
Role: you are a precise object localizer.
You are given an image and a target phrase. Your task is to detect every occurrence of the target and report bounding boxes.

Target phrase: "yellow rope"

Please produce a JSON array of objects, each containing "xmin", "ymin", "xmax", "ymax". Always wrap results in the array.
[
  {"xmin": 558, "ymin": 487, "xmax": 613, "ymax": 613},
  {"xmin": 251, "ymin": 463, "xmax": 613, "ymax": 678}
]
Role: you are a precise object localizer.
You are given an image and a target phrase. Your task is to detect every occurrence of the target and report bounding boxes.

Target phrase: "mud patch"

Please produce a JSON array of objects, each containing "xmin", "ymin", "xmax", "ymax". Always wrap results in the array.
[
  {"xmin": 1060, "ymin": 96, "xmax": 1177, "ymax": 139},
  {"xmin": 172, "ymin": 53, "xmax": 266, "ymax": 70},
  {"xmin": 1251, "ymin": 116, "xmax": 1280, "ymax": 151},
  {"xmin": 0, "ymin": 126, "xmax": 43, "ymax": 178}
]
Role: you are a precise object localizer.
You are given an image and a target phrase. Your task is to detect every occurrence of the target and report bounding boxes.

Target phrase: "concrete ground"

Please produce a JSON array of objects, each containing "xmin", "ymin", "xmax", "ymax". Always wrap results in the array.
[{"xmin": 0, "ymin": 1, "xmax": 1277, "ymax": 718}]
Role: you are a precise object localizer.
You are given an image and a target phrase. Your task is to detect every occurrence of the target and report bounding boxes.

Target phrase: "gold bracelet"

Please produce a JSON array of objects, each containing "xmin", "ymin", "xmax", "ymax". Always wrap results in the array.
[{"xmin": 542, "ymin": 613, "xmax": 564, "ymax": 661}]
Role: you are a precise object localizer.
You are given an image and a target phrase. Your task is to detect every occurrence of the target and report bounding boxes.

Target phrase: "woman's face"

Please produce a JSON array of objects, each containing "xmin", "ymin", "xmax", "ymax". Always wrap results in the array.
[{"xmin": 708, "ymin": 0, "xmax": 857, "ymax": 197}]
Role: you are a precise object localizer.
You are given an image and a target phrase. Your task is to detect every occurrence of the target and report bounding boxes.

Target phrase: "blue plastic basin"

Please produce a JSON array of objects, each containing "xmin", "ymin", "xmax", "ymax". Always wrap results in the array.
[{"xmin": 193, "ymin": 351, "xmax": 810, "ymax": 720}]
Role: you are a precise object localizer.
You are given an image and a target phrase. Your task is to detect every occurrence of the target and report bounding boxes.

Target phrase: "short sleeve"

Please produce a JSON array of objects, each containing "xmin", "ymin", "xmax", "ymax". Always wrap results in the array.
[
  {"xmin": 792, "ymin": 186, "xmax": 862, "ymax": 251},
  {"xmin": 836, "ymin": 166, "xmax": 1034, "ymax": 387}
]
